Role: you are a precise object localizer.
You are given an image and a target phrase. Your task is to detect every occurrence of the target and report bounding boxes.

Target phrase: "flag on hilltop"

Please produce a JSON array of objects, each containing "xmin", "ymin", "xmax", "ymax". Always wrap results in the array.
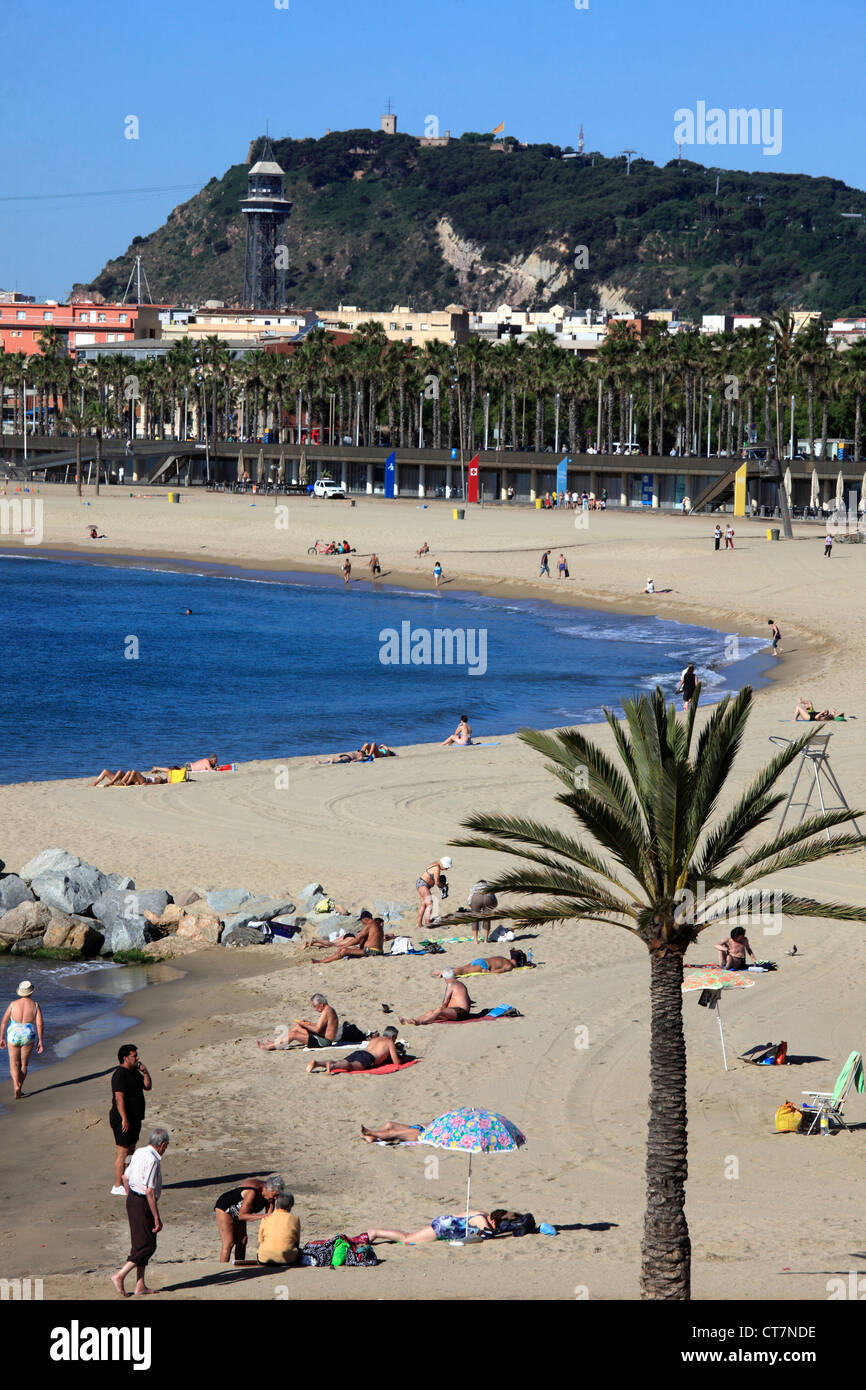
[{"xmin": 492, "ymin": 121, "xmax": 505, "ymax": 136}]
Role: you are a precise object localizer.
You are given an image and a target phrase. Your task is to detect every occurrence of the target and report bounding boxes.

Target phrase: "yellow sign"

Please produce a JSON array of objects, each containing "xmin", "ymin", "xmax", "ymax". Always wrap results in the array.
[{"xmin": 733, "ymin": 463, "xmax": 747, "ymax": 517}]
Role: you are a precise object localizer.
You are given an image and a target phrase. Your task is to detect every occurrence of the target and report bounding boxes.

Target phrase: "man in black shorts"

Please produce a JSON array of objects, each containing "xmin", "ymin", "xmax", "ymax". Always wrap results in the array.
[{"xmin": 110, "ymin": 1043, "xmax": 152, "ymax": 1196}]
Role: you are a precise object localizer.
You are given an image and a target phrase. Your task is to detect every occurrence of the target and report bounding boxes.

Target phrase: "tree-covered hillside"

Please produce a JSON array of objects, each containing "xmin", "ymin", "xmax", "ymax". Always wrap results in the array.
[{"xmin": 76, "ymin": 130, "xmax": 866, "ymax": 315}]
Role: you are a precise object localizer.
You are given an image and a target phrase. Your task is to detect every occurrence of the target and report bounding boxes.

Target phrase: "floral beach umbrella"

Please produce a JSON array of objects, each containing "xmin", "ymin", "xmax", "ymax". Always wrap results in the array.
[
  {"xmin": 419, "ymin": 1108, "xmax": 526, "ymax": 1243},
  {"xmin": 683, "ymin": 966, "xmax": 756, "ymax": 1072},
  {"xmin": 810, "ymin": 467, "xmax": 820, "ymax": 510}
]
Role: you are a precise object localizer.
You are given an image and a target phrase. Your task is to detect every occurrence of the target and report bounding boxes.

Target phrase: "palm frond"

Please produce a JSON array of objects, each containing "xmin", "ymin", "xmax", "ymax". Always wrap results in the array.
[{"xmin": 452, "ymin": 815, "xmax": 643, "ymax": 901}]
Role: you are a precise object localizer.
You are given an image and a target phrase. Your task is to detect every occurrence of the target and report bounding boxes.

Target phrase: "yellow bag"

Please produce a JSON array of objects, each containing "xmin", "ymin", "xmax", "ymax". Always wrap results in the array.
[
  {"xmin": 775, "ymin": 1101, "xmax": 802, "ymax": 1133},
  {"xmin": 168, "ymin": 767, "xmax": 189, "ymax": 784}
]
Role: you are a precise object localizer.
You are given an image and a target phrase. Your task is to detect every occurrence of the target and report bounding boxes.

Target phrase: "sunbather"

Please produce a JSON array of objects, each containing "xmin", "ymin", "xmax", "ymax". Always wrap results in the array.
[
  {"xmin": 92, "ymin": 769, "xmax": 167, "ymax": 786},
  {"xmin": 433, "ymin": 949, "xmax": 527, "ymax": 977},
  {"xmin": 366, "ymin": 1211, "xmax": 500, "ymax": 1244},
  {"xmin": 305, "ymin": 1027, "xmax": 401, "ymax": 1074},
  {"xmin": 400, "ymin": 968, "xmax": 472, "ymax": 1025},
  {"xmin": 794, "ymin": 698, "xmax": 844, "ymax": 721},
  {"xmin": 257, "ymin": 994, "xmax": 340, "ymax": 1050},
  {"xmin": 315, "ymin": 742, "xmax": 394, "ymax": 764},
  {"xmin": 360, "ymin": 1120, "xmax": 429, "ymax": 1143},
  {"xmin": 150, "ymin": 755, "xmax": 218, "ymax": 774},
  {"xmin": 313, "ymin": 917, "xmax": 392, "ymax": 963}
]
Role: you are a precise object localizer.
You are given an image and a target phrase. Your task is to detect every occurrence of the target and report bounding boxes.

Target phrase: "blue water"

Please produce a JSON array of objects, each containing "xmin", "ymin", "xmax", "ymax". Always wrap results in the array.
[{"xmin": 0, "ymin": 553, "xmax": 772, "ymax": 783}]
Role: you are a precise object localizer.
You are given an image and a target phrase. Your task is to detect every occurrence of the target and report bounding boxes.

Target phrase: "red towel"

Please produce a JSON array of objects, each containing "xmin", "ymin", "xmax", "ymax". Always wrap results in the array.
[{"xmin": 329, "ymin": 1059, "xmax": 420, "ymax": 1075}]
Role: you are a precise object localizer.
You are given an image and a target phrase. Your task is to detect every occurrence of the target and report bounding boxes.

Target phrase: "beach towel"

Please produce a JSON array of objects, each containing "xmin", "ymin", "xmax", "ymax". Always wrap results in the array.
[
  {"xmin": 436, "ymin": 1007, "xmax": 522, "ymax": 1024},
  {"xmin": 328, "ymin": 1059, "xmax": 420, "ymax": 1075},
  {"xmin": 455, "ymin": 966, "xmax": 536, "ymax": 978}
]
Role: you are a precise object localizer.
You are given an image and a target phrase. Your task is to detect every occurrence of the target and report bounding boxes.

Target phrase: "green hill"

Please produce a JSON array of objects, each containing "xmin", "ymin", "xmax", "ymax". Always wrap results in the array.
[{"xmin": 75, "ymin": 130, "xmax": 866, "ymax": 316}]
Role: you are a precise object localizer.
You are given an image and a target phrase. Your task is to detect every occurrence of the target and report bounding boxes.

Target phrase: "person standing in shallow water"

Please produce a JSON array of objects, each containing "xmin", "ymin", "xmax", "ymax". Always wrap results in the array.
[
  {"xmin": 768, "ymin": 619, "xmax": 781, "ymax": 655},
  {"xmin": 0, "ymin": 980, "xmax": 44, "ymax": 1099},
  {"xmin": 676, "ymin": 663, "xmax": 697, "ymax": 711}
]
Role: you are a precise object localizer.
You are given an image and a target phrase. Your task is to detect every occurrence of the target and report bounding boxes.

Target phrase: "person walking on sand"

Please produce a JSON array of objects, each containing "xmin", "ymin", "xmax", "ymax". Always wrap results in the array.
[
  {"xmin": 539, "ymin": 550, "xmax": 551, "ymax": 577},
  {"xmin": 111, "ymin": 1128, "xmax": 169, "ymax": 1297},
  {"xmin": 433, "ymin": 560, "xmax": 442, "ymax": 589},
  {"xmin": 768, "ymin": 619, "xmax": 781, "ymax": 655},
  {"xmin": 557, "ymin": 553, "xmax": 568, "ymax": 580},
  {"xmin": 724, "ymin": 524, "xmax": 735, "ymax": 550},
  {"xmin": 824, "ymin": 531, "xmax": 833, "ymax": 558},
  {"xmin": 342, "ymin": 556, "xmax": 352, "ymax": 584},
  {"xmin": 676, "ymin": 663, "xmax": 697, "ymax": 711},
  {"xmin": 0, "ymin": 980, "xmax": 44, "ymax": 1099},
  {"xmin": 416, "ymin": 855, "xmax": 452, "ymax": 929},
  {"xmin": 110, "ymin": 1043, "xmax": 152, "ymax": 1195},
  {"xmin": 713, "ymin": 524, "xmax": 722, "ymax": 551},
  {"xmin": 399, "ymin": 968, "xmax": 472, "ymax": 1025},
  {"xmin": 369, "ymin": 552, "xmax": 381, "ymax": 576}
]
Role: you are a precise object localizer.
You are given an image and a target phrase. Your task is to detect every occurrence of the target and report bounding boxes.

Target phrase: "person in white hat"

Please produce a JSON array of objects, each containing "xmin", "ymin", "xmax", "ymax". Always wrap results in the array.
[
  {"xmin": 415, "ymin": 856, "xmax": 452, "ymax": 930},
  {"xmin": 0, "ymin": 981, "xmax": 44, "ymax": 1099}
]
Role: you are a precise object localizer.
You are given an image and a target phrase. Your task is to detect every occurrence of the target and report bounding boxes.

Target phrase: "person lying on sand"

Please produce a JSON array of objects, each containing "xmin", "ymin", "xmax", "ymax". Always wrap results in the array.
[
  {"xmin": 360, "ymin": 1120, "xmax": 429, "ymax": 1143},
  {"xmin": 400, "ymin": 968, "xmax": 471, "ymax": 1025},
  {"xmin": 303, "ymin": 910, "xmax": 374, "ymax": 953},
  {"xmin": 257, "ymin": 994, "xmax": 340, "ymax": 1050},
  {"xmin": 306, "ymin": 1027, "xmax": 401, "ymax": 1074},
  {"xmin": 794, "ymin": 698, "xmax": 845, "ymax": 721},
  {"xmin": 93, "ymin": 769, "xmax": 167, "ymax": 787},
  {"xmin": 315, "ymin": 742, "xmax": 395, "ymax": 764},
  {"xmin": 311, "ymin": 916, "xmax": 393, "ymax": 963},
  {"xmin": 432, "ymin": 949, "xmax": 528, "ymax": 977},
  {"xmin": 150, "ymin": 755, "xmax": 218, "ymax": 774},
  {"xmin": 366, "ymin": 1211, "xmax": 501, "ymax": 1244}
]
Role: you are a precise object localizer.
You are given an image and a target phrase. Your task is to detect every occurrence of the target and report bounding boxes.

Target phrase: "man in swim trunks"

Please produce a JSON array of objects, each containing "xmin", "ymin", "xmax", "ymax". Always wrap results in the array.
[
  {"xmin": 399, "ymin": 968, "xmax": 472, "ymax": 1025},
  {"xmin": 431, "ymin": 949, "xmax": 527, "ymax": 977},
  {"xmin": 0, "ymin": 980, "xmax": 44, "ymax": 1099},
  {"xmin": 416, "ymin": 855, "xmax": 452, "ymax": 928},
  {"xmin": 257, "ymin": 994, "xmax": 340, "ymax": 1049},
  {"xmin": 360, "ymin": 1120, "xmax": 429, "ymax": 1143},
  {"xmin": 306, "ymin": 1027, "xmax": 401, "ymax": 1074},
  {"xmin": 314, "ymin": 916, "xmax": 389, "ymax": 963}
]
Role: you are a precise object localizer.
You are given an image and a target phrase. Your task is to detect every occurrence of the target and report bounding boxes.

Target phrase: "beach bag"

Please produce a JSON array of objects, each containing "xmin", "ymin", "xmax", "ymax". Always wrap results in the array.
[
  {"xmin": 741, "ymin": 1041, "xmax": 787, "ymax": 1065},
  {"xmin": 168, "ymin": 766, "xmax": 188, "ymax": 783},
  {"xmin": 775, "ymin": 1102, "xmax": 803, "ymax": 1133},
  {"xmin": 301, "ymin": 1235, "xmax": 379, "ymax": 1268},
  {"xmin": 314, "ymin": 897, "xmax": 333, "ymax": 913},
  {"xmin": 337, "ymin": 1021, "xmax": 365, "ymax": 1044},
  {"xmin": 418, "ymin": 939, "xmax": 445, "ymax": 954},
  {"xmin": 496, "ymin": 1212, "xmax": 537, "ymax": 1237},
  {"xmin": 389, "ymin": 936, "xmax": 414, "ymax": 955}
]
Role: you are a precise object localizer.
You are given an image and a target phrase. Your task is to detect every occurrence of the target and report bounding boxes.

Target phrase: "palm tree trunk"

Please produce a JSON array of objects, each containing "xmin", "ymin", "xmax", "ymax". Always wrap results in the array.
[
  {"xmin": 648, "ymin": 375, "xmax": 655, "ymax": 456},
  {"xmin": 855, "ymin": 392, "xmax": 862, "ymax": 463},
  {"xmin": 807, "ymin": 379, "xmax": 815, "ymax": 461},
  {"xmin": 510, "ymin": 384, "xmax": 517, "ymax": 451},
  {"xmin": 659, "ymin": 372, "xmax": 665, "ymax": 454},
  {"xmin": 640, "ymin": 949, "xmax": 691, "ymax": 1300}
]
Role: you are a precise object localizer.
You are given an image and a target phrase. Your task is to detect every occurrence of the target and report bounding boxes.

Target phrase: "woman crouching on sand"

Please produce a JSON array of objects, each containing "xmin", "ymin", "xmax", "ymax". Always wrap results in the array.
[{"xmin": 213, "ymin": 1175, "xmax": 286, "ymax": 1263}]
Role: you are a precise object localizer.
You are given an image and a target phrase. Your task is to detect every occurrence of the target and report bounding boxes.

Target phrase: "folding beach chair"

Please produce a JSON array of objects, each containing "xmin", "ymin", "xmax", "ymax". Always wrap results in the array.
[{"xmin": 800, "ymin": 1051, "xmax": 864, "ymax": 1134}]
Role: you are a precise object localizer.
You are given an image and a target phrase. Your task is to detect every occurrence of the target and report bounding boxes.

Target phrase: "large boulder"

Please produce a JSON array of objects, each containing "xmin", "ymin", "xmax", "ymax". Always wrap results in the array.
[
  {"xmin": 68, "ymin": 922, "xmax": 105, "ymax": 956},
  {"xmin": 31, "ymin": 865, "xmax": 109, "ymax": 916},
  {"xmin": 373, "ymin": 899, "xmax": 411, "ymax": 923},
  {"xmin": 222, "ymin": 923, "xmax": 271, "ymax": 947},
  {"xmin": 220, "ymin": 896, "xmax": 296, "ymax": 933},
  {"xmin": 139, "ymin": 936, "xmax": 206, "ymax": 961},
  {"xmin": 176, "ymin": 911, "xmax": 222, "ymax": 945},
  {"xmin": 106, "ymin": 873, "xmax": 135, "ymax": 891},
  {"xmin": 42, "ymin": 911, "xmax": 80, "ymax": 949},
  {"xmin": 0, "ymin": 875, "xmax": 35, "ymax": 916},
  {"xmin": 205, "ymin": 887, "xmax": 252, "ymax": 915},
  {"xmin": 0, "ymin": 900, "xmax": 53, "ymax": 944},
  {"xmin": 19, "ymin": 848, "xmax": 80, "ymax": 882},
  {"xmin": 171, "ymin": 889, "xmax": 203, "ymax": 910},
  {"xmin": 315, "ymin": 915, "xmax": 356, "ymax": 941},
  {"xmin": 92, "ymin": 888, "xmax": 171, "ymax": 954},
  {"xmin": 297, "ymin": 882, "xmax": 325, "ymax": 906}
]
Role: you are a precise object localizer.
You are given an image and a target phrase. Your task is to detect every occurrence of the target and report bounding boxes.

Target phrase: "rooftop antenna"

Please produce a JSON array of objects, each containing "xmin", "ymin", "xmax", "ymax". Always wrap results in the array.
[
  {"xmin": 622, "ymin": 148, "xmax": 636, "ymax": 175},
  {"xmin": 122, "ymin": 254, "xmax": 154, "ymax": 305},
  {"xmin": 577, "ymin": 123, "xmax": 585, "ymax": 156},
  {"xmin": 677, "ymin": 141, "xmax": 683, "ymax": 163}
]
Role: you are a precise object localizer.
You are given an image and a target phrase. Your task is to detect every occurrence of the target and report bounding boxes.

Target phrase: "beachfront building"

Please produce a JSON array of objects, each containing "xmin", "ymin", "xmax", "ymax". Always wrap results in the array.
[
  {"xmin": 0, "ymin": 300, "xmax": 164, "ymax": 358},
  {"xmin": 314, "ymin": 304, "xmax": 470, "ymax": 347},
  {"xmin": 159, "ymin": 307, "xmax": 318, "ymax": 348}
]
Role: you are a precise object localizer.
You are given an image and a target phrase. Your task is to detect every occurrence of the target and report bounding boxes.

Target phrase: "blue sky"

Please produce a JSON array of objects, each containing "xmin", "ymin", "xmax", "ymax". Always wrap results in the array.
[{"xmin": 2, "ymin": 0, "xmax": 864, "ymax": 300}]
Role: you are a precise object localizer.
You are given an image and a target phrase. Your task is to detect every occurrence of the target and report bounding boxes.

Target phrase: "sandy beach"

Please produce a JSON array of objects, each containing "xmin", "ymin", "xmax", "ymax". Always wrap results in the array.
[{"xmin": 1, "ymin": 489, "xmax": 864, "ymax": 1301}]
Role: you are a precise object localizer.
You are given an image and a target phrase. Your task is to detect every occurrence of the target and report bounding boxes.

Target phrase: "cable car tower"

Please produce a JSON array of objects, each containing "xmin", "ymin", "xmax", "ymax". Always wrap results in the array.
[{"xmin": 242, "ymin": 138, "xmax": 293, "ymax": 310}]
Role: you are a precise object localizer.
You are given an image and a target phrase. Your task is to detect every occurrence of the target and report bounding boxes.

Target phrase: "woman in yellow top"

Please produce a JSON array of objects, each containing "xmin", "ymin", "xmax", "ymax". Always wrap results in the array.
[{"xmin": 258, "ymin": 1193, "xmax": 301, "ymax": 1265}]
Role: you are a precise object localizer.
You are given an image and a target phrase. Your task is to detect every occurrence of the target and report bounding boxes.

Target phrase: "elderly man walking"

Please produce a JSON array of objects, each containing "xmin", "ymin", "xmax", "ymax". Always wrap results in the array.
[{"xmin": 111, "ymin": 1128, "xmax": 170, "ymax": 1297}]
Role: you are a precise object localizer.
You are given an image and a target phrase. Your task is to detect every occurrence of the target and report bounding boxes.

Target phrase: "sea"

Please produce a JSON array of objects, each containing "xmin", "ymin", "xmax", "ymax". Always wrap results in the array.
[{"xmin": 0, "ymin": 551, "xmax": 773, "ymax": 784}]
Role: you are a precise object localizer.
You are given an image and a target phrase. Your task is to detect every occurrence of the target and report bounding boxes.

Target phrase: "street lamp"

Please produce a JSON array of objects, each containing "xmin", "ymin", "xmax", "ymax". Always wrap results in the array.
[
  {"xmin": 484, "ymin": 391, "xmax": 490, "ymax": 452},
  {"xmin": 789, "ymin": 395, "xmax": 795, "ymax": 460},
  {"xmin": 354, "ymin": 389, "xmax": 361, "ymax": 447},
  {"xmin": 418, "ymin": 390, "xmax": 424, "ymax": 449},
  {"xmin": 706, "ymin": 393, "xmax": 712, "ymax": 458},
  {"xmin": 22, "ymin": 373, "xmax": 27, "ymax": 462},
  {"xmin": 554, "ymin": 392, "xmax": 560, "ymax": 453}
]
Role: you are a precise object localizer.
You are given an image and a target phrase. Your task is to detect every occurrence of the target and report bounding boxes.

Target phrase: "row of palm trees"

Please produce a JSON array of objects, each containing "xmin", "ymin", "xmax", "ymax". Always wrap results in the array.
[{"xmin": 6, "ymin": 314, "xmax": 866, "ymax": 462}]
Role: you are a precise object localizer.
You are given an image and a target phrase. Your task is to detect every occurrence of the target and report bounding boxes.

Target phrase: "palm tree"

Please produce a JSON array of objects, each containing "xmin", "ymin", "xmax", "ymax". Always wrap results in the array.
[
  {"xmin": 451, "ymin": 686, "xmax": 866, "ymax": 1299},
  {"xmin": 84, "ymin": 399, "xmax": 118, "ymax": 495},
  {"xmin": 63, "ymin": 403, "xmax": 88, "ymax": 497}
]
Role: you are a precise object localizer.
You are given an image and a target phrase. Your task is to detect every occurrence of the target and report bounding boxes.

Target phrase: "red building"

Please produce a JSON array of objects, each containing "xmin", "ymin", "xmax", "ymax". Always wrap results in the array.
[{"xmin": 0, "ymin": 300, "xmax": 165, "ymax": 358}]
